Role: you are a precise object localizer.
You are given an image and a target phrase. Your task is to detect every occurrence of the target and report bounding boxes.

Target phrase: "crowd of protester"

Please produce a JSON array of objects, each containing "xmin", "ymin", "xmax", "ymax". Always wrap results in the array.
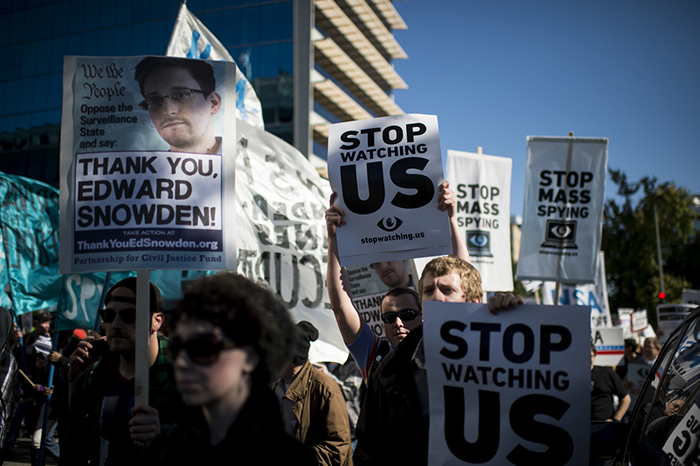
[{"xmin": 0, "ymin": 183, "xmax": 661, "ymax": 466}]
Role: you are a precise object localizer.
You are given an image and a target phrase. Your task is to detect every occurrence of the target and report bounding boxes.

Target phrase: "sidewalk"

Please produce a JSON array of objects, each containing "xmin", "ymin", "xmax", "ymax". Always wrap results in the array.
[{"xmin": 2, "ymin": 438, "xmax": 58, "ymax": 466}]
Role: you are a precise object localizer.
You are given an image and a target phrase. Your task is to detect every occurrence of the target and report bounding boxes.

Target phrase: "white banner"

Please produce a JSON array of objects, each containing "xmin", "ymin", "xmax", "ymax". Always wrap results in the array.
[
  {"xmin": 516, "ymin": 137, "xmax": 608, "ymax": 283},
  {"xmin": 59, "ymin": 56, "xmax": 236, "ymax": 273},
  {"xmin": 423, "ymin": 302, "xmax": 591, "ymax": 466},
  {"xmin": 327, "ymin": 114, "xmax": 451, "ymax": 267},
  {"xmin": 657, "ymin": 304, "xmax": 699, "ymax": 344},
  {"xmin": 166, "ymin": 2, "xmax": 264, "ymax": 129},
  {"xmin": 591, "ymin": 327, "xmax": 624, "ymax": 367},
  {"xmin": 445, "ymin": 150, "xmax": 513, "ymax": 292},
  {"xmin": 542, "ymin": 252, "xmax": 612, "ymax": 328},
  {"xmin": 234, "ymin": 120, "xmax": 347, "ymax": 364}
]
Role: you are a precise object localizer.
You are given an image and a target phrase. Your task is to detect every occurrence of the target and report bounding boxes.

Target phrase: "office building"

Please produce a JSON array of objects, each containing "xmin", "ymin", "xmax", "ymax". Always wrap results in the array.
[{"xmin": 0, "ymin": 0, "xmax": 408, "ymax": 185}]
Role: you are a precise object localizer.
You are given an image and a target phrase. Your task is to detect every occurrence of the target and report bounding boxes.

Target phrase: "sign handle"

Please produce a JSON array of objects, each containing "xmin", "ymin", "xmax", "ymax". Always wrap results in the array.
[{"xmin": 135, "ymin": 270, "xmax": 151, "ymax": 407}]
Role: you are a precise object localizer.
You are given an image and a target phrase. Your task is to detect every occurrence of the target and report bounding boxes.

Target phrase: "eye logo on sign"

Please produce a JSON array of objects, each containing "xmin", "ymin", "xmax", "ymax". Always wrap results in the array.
[
  {"xmin": 541, "ymin": 220, "xmax": 578, "ymax": 249},
  {"xmin": 377, "ymin": 217, "xmax": 403, "ymax": 232},
  {"xmin": 466, "ymin": 231, "xmax": 493, "ymax": 257}
]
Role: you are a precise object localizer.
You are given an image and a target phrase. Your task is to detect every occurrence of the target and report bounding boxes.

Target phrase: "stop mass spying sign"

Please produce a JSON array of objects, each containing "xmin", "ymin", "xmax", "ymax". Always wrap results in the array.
[
  {"xmin": 516, "ymin": 137, "xmax": 608, "ymax": 283},
  {"xmin": 327, "ymin": 114, "xmax": 451, "ymax": 267}
]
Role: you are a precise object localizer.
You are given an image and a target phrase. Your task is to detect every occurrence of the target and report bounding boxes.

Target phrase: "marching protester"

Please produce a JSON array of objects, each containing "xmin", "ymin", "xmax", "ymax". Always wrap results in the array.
[
  {"xmin": 141, "ymin": 273, "xmax": 315, "ymax": 464},
  {"xmin": 590, "ymin": 344, "xmax": 630, "ymax": 422},
  {"xmin": 273, "ymin": 321, "xmax": 353, "ymax": 466},
  {"xmin": 641, "ymin": 337, "xmax": 662, "ymax": 365},
  {"xmin": 325, "ymin": 181, "xmax": 469, "ymax": 383},
  {"xmin": 615, "ymin": 338, "xmax": 642, "ymax": 381},
  {"xmin": 61, "ymin": 278, "xmax": 183, "ymax": 466},
  {"xmin": 352, "ymin": 255, "xmax": 523, "ymax": 465}
]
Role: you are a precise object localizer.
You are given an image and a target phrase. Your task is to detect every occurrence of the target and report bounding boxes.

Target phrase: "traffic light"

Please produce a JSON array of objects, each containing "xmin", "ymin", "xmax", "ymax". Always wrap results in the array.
[{"xmin": 658, "ymin": 291, "xmax": 666, "ymax": 303}]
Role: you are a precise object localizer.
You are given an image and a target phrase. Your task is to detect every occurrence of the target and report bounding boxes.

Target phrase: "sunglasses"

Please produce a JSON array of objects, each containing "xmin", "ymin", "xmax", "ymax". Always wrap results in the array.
[
  {"xmin": 99, "ymin": 308, "xmax": 136, "ymax": 325},
  {"xmin": 169, "ymin": 333, "xmax": 236, "ymax": 366},
  {"xmin": 380, "ymin": 309, "xmax": 421, "ymax": 324}
]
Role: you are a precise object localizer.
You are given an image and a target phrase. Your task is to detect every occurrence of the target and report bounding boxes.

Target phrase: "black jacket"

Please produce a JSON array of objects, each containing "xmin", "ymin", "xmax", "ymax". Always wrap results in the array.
[
  {"xmin": 354, "ymin": 326, "xmax": 428, "ymax": 466},
  {"xmin": 142, "ymin": 386, "xmax": 316, "ymax": 465}
]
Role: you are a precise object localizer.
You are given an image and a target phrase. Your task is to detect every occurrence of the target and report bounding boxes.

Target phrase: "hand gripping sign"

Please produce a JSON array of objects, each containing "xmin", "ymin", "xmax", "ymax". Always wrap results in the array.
[
  {"xmin": 423, "ymin": 302, "xmax": 591, "ymax": 466},
  {"xmin": 327, "ymin": 114, "xmax": 451, "ymax": 267}
]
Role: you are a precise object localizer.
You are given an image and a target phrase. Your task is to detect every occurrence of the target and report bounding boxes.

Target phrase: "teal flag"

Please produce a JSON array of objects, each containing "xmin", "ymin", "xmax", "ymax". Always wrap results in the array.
[
  {"xmin": 55, "ymin": 269, "xmax": 219, "ymax": 331},
  {"xmin": 0, "ymin": 234, "xmax": 12, "ymax": 309},
  {"xmin": 0, "ymin": 173, "xmax": 61, "ymax": 315}
]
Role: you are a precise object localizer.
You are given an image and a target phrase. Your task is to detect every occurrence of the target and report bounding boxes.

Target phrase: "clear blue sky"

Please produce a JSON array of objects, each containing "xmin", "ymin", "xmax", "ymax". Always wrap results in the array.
[{"xmin": 392, "ymin": 0, "xmax": 700, "ymax": 217}]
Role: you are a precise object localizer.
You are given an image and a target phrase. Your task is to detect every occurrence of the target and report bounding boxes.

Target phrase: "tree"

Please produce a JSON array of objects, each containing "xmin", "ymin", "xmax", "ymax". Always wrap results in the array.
[{"xmin": 603, "ymin": 169, "xmax": 699, "ymax": 327}]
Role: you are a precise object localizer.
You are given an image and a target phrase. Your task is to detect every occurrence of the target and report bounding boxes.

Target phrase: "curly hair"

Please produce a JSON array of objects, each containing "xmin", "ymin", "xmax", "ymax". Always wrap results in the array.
[
  {"xmin": 419, "ymin": 256, "xmax": 482, "ymax": 303},
  {"xmin": 175, "ymin": 273, "xmax": 295, "ymax": 387}
]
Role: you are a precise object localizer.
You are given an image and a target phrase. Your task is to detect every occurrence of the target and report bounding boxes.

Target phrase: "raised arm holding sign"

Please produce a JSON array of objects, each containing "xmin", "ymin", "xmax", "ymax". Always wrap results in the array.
[
  {"xmin": 326, "ymin": 182, "xmax": 468, "ymax": 382},
  {"xmin": 352, "ymin": 255, "xmax": 524, "ymax": 466}
]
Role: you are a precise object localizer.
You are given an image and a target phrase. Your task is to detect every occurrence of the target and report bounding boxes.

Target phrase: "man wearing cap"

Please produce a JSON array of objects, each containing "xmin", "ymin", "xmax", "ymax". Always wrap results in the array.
[
  {"xmin": 61, "ymin": 278, "xmax": 183, "ymax": 466},
  {"xmin": 273, "ymin": 321, "xmax": 352, "ymax": 466}
]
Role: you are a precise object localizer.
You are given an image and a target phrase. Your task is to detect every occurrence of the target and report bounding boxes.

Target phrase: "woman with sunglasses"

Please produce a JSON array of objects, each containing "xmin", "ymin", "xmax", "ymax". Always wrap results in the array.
[{"xmin": 142, "ymin": 273, "xmax": 315, "ymax": 464}]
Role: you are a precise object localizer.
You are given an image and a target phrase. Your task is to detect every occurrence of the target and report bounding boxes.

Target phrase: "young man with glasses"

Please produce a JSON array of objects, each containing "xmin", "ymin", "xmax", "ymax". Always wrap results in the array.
[
  {"xmin": 61, "ymin": 278, "xmax": 183, "ymax": 466},
  {"xmin": 134, "ymin": 57, "xmax": 222, "ymax": 155},
  {"xmin": 353, "ymin": 255, "xmax": 522, "ymax": 466}
]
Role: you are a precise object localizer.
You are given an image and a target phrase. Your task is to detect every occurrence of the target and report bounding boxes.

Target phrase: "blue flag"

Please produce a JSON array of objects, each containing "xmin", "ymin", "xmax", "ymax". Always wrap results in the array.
[{"xmin": 0, "ymin": 173, "xmax": 61, "ymax": 316}]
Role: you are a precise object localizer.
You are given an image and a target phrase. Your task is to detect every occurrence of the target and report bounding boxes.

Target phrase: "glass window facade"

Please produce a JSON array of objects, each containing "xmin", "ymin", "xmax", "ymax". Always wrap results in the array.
[{"xmin": 0, "ymin": 0, "xmax": 294, "ymax": 185}]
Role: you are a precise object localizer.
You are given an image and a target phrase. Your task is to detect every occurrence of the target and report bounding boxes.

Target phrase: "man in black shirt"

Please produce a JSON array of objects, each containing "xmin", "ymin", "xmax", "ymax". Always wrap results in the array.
[{"xmin": 591, "ymin": 344, "xmax": 630, "ymax": 421}]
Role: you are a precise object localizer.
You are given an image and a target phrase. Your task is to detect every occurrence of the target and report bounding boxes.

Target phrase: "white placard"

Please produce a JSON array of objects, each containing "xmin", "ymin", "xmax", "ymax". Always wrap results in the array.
[
  {"xmin": 327, "ymin": 114, "xmax": 451, "ymax": 267},
  {"xmin": 445, "ymin": 150, "xmax": 513, "ymax": 292},
  {"xmin": 516, "ymin": 137, "xmax": 608, "ymax": 283},
  {"xmin": 423, "ymin": 302, "xmax": 591, "ymax": 466},
  {"xmin": 59, "ymin": 56, "xmax": 236, "ymax": 273},
  {"xmin": 657, "ymin": 304, "xmax": 699, "ymax": 344},
  {"xmin": 591, "ymin": 327, "xmax": 624, "ymax": 367},
  {"xmin": 631, "ymin": 309, "xmax": 649, "ymax": 332}
]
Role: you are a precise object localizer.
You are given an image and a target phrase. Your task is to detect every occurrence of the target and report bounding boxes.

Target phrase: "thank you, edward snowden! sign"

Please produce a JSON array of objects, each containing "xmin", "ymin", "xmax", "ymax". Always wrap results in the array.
[
  {"xmin": 59, "ymin": 56, "xmax": 237, "ymax": 273},
  {"xmin": 327, "ymin": 114, "xmax": 451, "ymax": 267}
]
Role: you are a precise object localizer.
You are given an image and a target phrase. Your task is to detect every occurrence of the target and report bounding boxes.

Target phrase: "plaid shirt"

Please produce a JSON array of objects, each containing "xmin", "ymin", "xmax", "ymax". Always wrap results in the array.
[{"xmin": 60, "ymin": 334, "xmax": 183, "ymax": 466}]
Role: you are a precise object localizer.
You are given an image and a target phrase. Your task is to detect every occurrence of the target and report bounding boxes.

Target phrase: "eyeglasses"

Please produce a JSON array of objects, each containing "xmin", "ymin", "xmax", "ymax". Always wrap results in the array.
[
  {"xmin": 98, "ymin": 308, "xmax": 136, "ymax": 325},
  {"xmin": 139, "ymin": 89, "xmax": 205, "ymax": 110},
  {"xmin": 169, "ymin": 333, "xmax": 236, "ymax": 366},
  {"xmin": 380, "ymin": 309, "xmax": 421, "ymax": 324}
]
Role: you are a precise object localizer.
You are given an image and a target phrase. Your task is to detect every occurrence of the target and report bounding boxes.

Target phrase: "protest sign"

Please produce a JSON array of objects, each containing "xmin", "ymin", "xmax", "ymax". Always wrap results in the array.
[
  {"xmin": 657, "ymin": 304, "xmax": 699, "ymax": 344},
  {"xmin": 542, "ymin": 252, "xmax": 612, "ymax": 329},
  {"xmin": 662, "ymin": 403, "xmax": 700, "ymax": 464},
  {"xmin": 345, "ymin": 259, "xmax": 418, "ymax": 338},
  {"xmin": 631, "ymin": 309, "xmax": 648, "ymax": 332},
  {"xmin": 423, "ymin": 302, "xmax": 590, "ymax": 465},
  {"xmin": 327, "ymin": 114, "xmax": 451, "ymax": 267},
  {"xmin": 0, "ymin": 173, "xmax": 61, "ymax": 315},
  {"xmin": 516, "ymin": 137, "xmax": 608, "ymax": 283},
  {"xmin": 234, "ymin": 120, "xmax": 346, "ymax": 363},
  {"xmin": 682, "ymin": 289, "xmax": 700, "ymax": 306},
  {"xmin": 59, "ymin": 56, "xmax": 237, "ymax": 273},
  {"xmin": 445, "ymin": 150, "xmax": 512, "ymax": 292},
  {"xmin": 591, "ymin": 327, "xmax": 624, "ymax": 367}
]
